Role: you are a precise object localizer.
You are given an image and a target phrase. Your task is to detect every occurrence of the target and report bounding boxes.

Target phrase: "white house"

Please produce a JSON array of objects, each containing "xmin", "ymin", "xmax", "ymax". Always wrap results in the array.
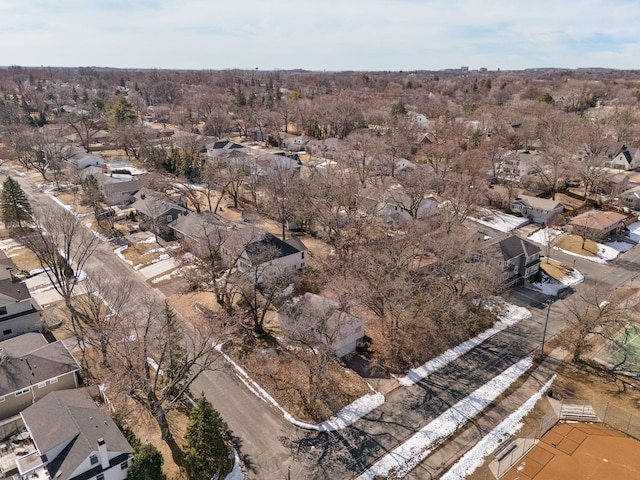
[
  {"xmin": 221, "ymin": 227, "xmax": 307, "ymax": 282},
  {"xmin": 18, "ymin": 388, "xmax": 134, "ymax": 480},
  {"xmin": 0, "ymin": 251, "xmax": 43, "ymax": 341},
  {"xmin": 278, "ymin": 293, "xmax": 364, "ymax": 358},
  {"xmin": 510, "ymin": 195, "xmax": 564, "ymax": 224}
]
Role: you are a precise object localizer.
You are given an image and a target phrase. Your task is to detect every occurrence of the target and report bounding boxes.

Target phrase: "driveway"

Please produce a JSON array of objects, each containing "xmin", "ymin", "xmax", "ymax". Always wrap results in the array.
[{"xmin": 138, "ymin": 258, "xmax": 177, "ymax": 279}]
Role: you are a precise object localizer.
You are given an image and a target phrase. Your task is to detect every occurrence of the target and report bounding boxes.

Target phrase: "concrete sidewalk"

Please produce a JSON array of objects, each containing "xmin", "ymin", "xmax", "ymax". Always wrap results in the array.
[{"xmin": 406, "ymin": 348, "xmax": 567, "ymax": 480}]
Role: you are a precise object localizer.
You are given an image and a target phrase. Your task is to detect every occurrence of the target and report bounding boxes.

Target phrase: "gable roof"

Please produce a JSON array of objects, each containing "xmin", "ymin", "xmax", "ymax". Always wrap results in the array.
[
  {"xmin": 0, "ymin": 277, "xmax": 34, "ymax": 301},
  {"xmin": 21, "ymin": 388, "xmax": 134, "ymax": 480},
  {"xmin": 224, "ymin": 227, "xmax": 305, "ymax": 264},
  {"xmin": 570, "ymin": 210, "xmax": 627, "ymax": 230},
  {"xmin": 0, "ymin": 333, "xmax": 79, "ymax": 396},
  {"xmin": 513, "ymin": 195, "xmax": 563, "ymax": 211},
  {"xmin": 498, "ymin": 235, "xmax": 541, "ymax": 260},
  {"xmin": 169, "ymin": 212, "xmax": 227, "ymax": 240},
  {"xmin": 131, "ymin": 189, "xmax": 189, "ymax": 218}
]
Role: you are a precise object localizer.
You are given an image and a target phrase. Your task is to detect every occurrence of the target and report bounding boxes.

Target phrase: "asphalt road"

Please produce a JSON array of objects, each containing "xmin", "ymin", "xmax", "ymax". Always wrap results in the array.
[{"xmin": 7, "ymin": 165, "xmax": 640, "ymax": 479}]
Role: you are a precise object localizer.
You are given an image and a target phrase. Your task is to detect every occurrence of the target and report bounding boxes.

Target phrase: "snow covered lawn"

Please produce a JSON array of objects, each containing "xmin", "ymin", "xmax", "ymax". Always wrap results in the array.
[
  {"xmin": 529, "ymin": 263, "xmax": 584, "ymax": 296},
  {"xmin": 357, "ymin": 357, "xmax": 534, "ymax": 480},
  {"xmin": 528, "ymin": 227, "xmax": 563, "ymax": 247},
  {"xmin": 399, "ymin": 298, "xmax": 531, "ymax": 386},
  {"xmin": 469, "ymin": 209, "xmax": 529, "ymax": 233}
]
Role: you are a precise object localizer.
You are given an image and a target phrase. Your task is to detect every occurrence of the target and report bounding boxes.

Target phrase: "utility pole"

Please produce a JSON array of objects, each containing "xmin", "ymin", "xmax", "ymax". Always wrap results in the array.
[{"xmin": 541, "ymin": 299, "xmax": 552, "ymax": 355}]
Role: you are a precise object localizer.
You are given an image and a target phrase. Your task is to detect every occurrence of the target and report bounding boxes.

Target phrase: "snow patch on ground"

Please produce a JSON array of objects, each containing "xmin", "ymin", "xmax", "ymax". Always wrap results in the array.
[
  {"xmin": 440, "ymin": 375, "xmax": 556, "ymax": 480},
  {"xmin": 555, "ymin": 242, "xmax": 619, "ymax": 263},
  {"xmin": 469, "ymin": 209, "xmax": 529, "ymax": 233},
  {"xmin": 529, "ymin": 268, "xmax": 584, "ymax": 296},
  {"xmin": 113, "ymin": 245, "xmax": 133, "ymax": 265},
  {"xmin": 527, "ymin": 228, "xmax": 563, "ymax": 246},
  {"xmin": 357, "ymin": 356, "xmax": 534, "ymax": 480},
  {"xmin": 86, "ymin": 223, "xmax": 110, "ymax": 242},
  {"xmin": 605, "ymin": 241, "xmax": 634, "ymax": 253},
  {"xmin": 50, "ymin": 195, "xmax": 72, "ymax": 212},
  {"xmin": 139, "ymin": 236, "xmax": 157, "ymax": 244},
  {"xmin": 399, "ymin": 298, "xmax": 530, "ymax": 386},
  {"xmin": 150, "ymin": 269, "xmax": 181, "ymax": 284},
  {"xmin": 224, "ymin": 449, "xmax": 246, "ymax": 480}
]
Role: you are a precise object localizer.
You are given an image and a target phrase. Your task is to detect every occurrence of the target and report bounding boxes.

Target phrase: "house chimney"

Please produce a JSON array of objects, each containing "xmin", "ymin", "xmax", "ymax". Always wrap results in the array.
[{"xmin": 97, "ymin": 438, "xmax": 109, "ymax": 469}]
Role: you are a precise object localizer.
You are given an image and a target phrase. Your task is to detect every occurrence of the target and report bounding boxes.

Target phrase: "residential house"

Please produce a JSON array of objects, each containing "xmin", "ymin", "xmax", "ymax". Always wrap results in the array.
[
  {"xmin": 618, "ymin": 185, "xmax": 640, "ymax": 210},
  {"xmin": 221, "ymin": 227, "xmax": 307, "ymax": 282},
  {"xmin": 131, "ymin": 188, "xmax": 189, "ymax": 239},
  {"xmin": 501, "ymin": 151, "xmax": 542, "ymax": 177},
  {"xmin": 510, "ymin": 195, "xmax": 564, "ymax": 224},
  {"xmin": 610, "ymin": 145, "xmax": 640, "ymax": 171},
  {"xmin": 0, "ymin": 251, "xmax": 43, "ymax": 341},
  {"xmin": 278, "ymin": 293, "xmax": 364, "ymax": 358},
  {"xmin": 67, "ymin": 148, "xmax": 104, "ymax": 170},
  {"xmin": 307, "ymin": 137, "xmax": 348, "ymax": 158},
  {"xmin": 18, "ymin": 388, "xmax": 134, "ymax": 480},
  {"xmin": 169, "ymin": 212, "xmax": 230, "ymax": 257},
  {"xmin": 282, "ymin": 134, "xmax": 312, "ymax": 152},
  {"xmin": 484, "ymin": 235, "xmax": 541, "ymax": 284},
  {"xmin": 0, "ymin": 333, "xmax": 80, "ymax": 420},
  {"xmin": 569, "ymin": 210, "xmax": 627, "ymax": 239},
  {"xmin": 356, "ymin": 180, "xmax": 438, "ymax": 225},
  {"xmin": 79, "ymin": 167, "xmax": 147, "ymax": 206},
  {"xmin": 206, "ymin": 139, "xmax": 247, "ymax": 159}
]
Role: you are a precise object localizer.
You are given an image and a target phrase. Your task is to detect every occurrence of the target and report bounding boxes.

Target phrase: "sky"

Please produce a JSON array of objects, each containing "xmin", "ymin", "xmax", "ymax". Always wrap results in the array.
[{"xmin": 1, "ymin": 0, "xmax": 639, "ymax": 71}]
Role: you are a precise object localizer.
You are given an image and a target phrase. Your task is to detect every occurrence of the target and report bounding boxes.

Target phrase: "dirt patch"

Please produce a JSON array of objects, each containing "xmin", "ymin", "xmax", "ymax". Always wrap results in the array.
[{"xmin": 556, "ymin": 234, "xmax": 599, "ymax": 257}]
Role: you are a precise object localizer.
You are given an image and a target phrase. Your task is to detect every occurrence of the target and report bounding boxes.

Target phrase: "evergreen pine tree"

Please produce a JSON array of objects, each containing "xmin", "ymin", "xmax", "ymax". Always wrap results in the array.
[
  {"xmin": 128, "ymin": 443, "xmax": 165, "ymax": 480},
  {"xmin": 1, "ymin": 176, "xmax": 32, "ymax": 230},
  {"xmin": 159, "ymin": 301, "xmax": 186, "ymax": 385},
  {"xmin": 184, "ymin": 395, "xmax": 232, "ymax": 480}
]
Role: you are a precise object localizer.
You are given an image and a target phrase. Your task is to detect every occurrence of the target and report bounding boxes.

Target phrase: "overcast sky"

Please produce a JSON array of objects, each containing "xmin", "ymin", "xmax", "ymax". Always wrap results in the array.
[{"xmin": 1, "ymin": 0, "xmax": 639, "ymax": 71}]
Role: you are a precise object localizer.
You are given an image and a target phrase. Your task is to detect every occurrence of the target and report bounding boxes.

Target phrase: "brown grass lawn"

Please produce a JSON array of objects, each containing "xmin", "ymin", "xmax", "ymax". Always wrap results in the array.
[
  {"xmin": 42, "ymin": 299, "xmax": 74, "ymax": 338},
  {"xmin": 120, "ymin": 239, "xmax": 167, "ymax": 268},
  {"xmin": 8, "ymin": 245, "xmax": 43, "ymax": 272},
  {"xmin": 539, "ymin": 258, "xmax": 575, "ymax": 282},
  {"xmin": 556, "ymin": 234, "xmax": 599, "ymax": 257},
  {"xmin": 225, "ymin": 332, "xmax": 370, "ymax": 423}
]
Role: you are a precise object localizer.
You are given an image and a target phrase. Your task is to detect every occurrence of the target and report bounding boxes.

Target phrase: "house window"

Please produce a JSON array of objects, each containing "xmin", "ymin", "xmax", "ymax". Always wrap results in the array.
[
  {"xmin": 0, "ymin": 396, "xmax": 4, "ymax": 403},
  {"xmin": 90, "ymin": 454, "xmax": 99, "ymax": 465},
  {"xmin": 96, "ymin": 474, "xmax": 104, "ymax": 480},
  {"xmin": 15, "ymin": 387, "xmax": 30, "ymax": 396},
  {"xmin": 166, "ymin": 215, "xmax": 173, "ymax": 222},
  {"xmin": 2, "ymin": 329, "xmax": 11, "ymax": 336},
  {"xmin": 301, "ymin": 251, "xmax": 305, "ymax": 260},
  {"xmin": 121, "ymin": 461, "xmax": 129, "ymax": 470},
  {"xmin": 50, "ymin": 377, "xmax": 58, "ymax": 384},
  {"xmin": 38, "ymin": 382, "xmax": 47, "ymax": 389},
  {"xmin": 0, "ymin": 306, "xmax": 7, "ymax": 315}
]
